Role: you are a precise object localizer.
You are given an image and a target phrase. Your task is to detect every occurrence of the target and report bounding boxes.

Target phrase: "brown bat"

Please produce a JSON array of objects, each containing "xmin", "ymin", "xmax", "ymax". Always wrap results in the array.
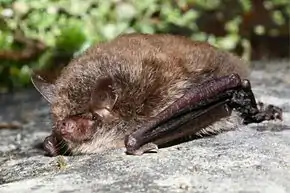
[{"xmin": 31, "ymin": 33, "xmax": 282, "ymax": 156}]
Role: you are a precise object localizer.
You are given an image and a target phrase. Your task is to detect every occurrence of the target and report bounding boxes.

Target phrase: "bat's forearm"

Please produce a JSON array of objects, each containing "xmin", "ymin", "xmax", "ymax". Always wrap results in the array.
[
  {"xmin": 125, "ymin": 74, "xmax": 243, "ymax": 154},
  {"xmin": 125, "ymin": 74, "xmax": 283, "ymax": 155}
]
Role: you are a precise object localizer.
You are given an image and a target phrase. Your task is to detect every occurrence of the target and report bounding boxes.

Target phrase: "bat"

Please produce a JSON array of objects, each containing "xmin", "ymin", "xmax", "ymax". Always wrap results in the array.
[{"xmin": 31, "ymin": 33, "xmax": 282, "ymax": 156}]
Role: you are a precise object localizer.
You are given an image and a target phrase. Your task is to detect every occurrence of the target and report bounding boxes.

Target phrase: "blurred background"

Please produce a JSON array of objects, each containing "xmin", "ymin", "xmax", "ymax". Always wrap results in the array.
[{"xmin": 0, "ymin": 0, "xmax": 289, "ymax": 93}]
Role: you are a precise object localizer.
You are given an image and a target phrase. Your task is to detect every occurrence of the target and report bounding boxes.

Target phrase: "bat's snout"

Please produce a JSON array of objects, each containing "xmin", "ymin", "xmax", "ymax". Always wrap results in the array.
[{"xmin": 56, "ymin": 119, "xmax": 77, "ymax": 137}]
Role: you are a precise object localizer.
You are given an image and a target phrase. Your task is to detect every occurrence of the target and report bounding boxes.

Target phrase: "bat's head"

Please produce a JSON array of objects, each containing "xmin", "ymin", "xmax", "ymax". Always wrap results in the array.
[{"xmin": 31, "ymin": 71, "xmax": 121, "ymax": 156}]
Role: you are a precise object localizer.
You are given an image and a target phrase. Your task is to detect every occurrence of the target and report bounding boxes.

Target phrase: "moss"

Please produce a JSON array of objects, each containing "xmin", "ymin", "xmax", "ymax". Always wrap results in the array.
[
  {"xmin": 56, "ymin": 156, "xmax": 68, "ymax": 170},
  {"xmin": 0, "ymin": 0, "xmax": 289, "ymax": 92}
]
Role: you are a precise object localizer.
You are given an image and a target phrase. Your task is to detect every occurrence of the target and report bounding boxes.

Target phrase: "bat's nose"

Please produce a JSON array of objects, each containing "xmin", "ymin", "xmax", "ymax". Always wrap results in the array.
[{"xmin": 58, "ymin": 119, "xmax": 76, "ymax": 135}]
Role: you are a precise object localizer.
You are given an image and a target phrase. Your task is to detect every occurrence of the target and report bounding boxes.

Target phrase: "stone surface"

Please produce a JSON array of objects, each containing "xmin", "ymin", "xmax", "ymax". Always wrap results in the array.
[{"xmin": 0, "ymin": 61, "xmax": 290, "ymax": 193}]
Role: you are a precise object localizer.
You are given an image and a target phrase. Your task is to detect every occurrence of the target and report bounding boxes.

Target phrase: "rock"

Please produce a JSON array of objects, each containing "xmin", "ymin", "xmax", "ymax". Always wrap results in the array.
[{"xmin": 0, "ymin": 61, "xmax": 290, "ymax": 193}]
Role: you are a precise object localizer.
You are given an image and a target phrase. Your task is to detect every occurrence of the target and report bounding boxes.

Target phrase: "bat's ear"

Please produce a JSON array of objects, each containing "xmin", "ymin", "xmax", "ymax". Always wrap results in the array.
[
  {"xmin": 31, "ymin": 71, "xmax": 56, "ymax": 104},
  {"xmin": 90, "ymin": 76, "xmax": 118, "ymax": 119}
]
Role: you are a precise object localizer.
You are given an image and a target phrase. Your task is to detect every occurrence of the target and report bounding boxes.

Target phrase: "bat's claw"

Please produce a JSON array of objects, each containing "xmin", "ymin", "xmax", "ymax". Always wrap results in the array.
[
  {"xmin": 243, "ymin": 102, "xmax": 283, "ymax": 124},
  {"xmin": 255, "ymin": 102, "xmax": 283, "ymax": 121},
  {"xmin": 264, "ymin": 104, "xmax": 283, "ymax": 121},
  {"xmin": 125, "ymin": 141, "xmax": 158, "ymax": 156}
]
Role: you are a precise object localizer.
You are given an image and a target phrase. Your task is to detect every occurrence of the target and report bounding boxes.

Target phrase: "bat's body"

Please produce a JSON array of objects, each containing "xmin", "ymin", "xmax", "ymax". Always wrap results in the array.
[{"xmin": 32, "ymin": 33, "xmax": 282, "ymax": 156}]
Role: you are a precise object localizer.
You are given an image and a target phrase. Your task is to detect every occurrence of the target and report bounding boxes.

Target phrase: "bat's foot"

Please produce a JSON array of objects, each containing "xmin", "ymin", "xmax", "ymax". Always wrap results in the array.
[
  {"xmin": 242, "ymin": 102, "xmax": 283, "ymax": 124},
  {"xmin": 125, "ymin": 135, "xmax": 158, "ymax": 155},
  {"xmin": 257, "ymin": 101, "xmax": 283, "ymax": 120},
  {"xmin": 229, "ymin": 79, "xmax": 283, "ymax": 124}
]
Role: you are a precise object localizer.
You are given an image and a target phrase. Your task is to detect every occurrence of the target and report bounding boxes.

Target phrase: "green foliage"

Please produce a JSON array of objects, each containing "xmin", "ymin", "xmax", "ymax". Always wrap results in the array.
[{"xmin": 0, "ymin": 0, "xmax": 289, "ymax": 92}]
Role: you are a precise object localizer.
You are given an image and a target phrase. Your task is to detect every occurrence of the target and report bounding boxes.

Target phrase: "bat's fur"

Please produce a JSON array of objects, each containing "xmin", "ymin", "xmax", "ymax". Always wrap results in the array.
[{"xmin": 33, "ymin": 33, "xmax": 249, "ymax": 155}]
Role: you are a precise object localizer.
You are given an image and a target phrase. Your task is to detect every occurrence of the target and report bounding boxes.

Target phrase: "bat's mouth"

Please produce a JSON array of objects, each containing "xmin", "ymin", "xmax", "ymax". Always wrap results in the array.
[{"xmin": 43, "ymin": 133, "xmax": 73, "ymax": 156}]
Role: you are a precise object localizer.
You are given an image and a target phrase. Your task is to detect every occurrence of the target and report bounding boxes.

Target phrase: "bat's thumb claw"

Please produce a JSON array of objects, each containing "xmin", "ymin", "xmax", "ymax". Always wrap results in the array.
[
  {"xmin": 143, "ymin": 142, "xmax": 158, "ymax": 153},
  {"xmin": 126, "ymin": 142, "xmax": 158, "ymax": 156}
]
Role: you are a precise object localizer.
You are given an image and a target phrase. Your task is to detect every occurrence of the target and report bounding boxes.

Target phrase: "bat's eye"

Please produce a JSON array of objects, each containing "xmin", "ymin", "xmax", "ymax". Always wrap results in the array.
[
  {"xmin": 92, "ymin": 114, "xmax": 98, "ymax": 121},
  {"xmin": 91, "ymin": 112, "xmax": 102, "ymax": 121}
]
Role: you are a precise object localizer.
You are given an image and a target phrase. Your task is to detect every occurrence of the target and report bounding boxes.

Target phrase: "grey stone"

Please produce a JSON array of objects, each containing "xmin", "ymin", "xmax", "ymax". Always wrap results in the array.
[{"xmin": 0, "ymin": 60, "xmax": 290, "ymax": 193}]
